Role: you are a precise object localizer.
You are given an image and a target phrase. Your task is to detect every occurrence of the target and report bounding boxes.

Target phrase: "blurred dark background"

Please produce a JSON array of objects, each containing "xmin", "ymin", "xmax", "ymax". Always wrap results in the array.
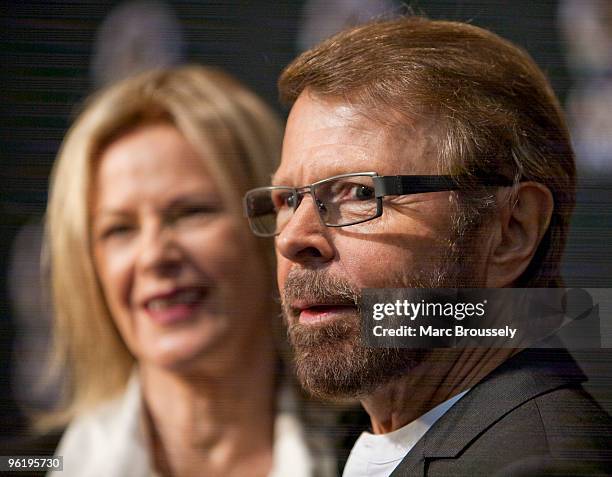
[{"xmin": 1, "ymin": 0, "xmax": 611, "ymax": 444}]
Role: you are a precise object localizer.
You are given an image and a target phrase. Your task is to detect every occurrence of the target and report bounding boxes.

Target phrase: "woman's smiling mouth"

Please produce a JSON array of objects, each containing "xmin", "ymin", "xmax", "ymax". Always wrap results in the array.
[{"xmin": 143, "ymin": 287, "xmax": 208, "ymax": 325}]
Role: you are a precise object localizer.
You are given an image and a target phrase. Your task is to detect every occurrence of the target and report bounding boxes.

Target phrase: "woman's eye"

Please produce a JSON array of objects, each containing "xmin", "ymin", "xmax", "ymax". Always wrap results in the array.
[
  {"xmin": 174, "ymin": 204, "xmax": 222, "ymax": 221},
  {"xmin": 182, "ymin": 206, "xmax": 212, "ymax": 216},
  {"xmin": 99, "ymin": 224, "xmax": 133, "ymax": 240}
]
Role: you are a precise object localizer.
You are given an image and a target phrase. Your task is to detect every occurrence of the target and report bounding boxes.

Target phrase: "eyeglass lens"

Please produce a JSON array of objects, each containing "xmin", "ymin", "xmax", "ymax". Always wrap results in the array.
[
  {"xmin": 314, "ymin": 175, "xmax": 378, "ymax": 225},
  {"xmin": 245, "ymin": 175, "xmax": 379, "ymax": 236}
]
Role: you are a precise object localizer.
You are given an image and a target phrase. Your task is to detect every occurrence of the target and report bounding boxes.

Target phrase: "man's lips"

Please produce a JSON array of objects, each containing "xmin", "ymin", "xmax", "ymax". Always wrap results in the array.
[{"xmin": 293, "ymin": 303, "xmax": 358, "ymax": 325}]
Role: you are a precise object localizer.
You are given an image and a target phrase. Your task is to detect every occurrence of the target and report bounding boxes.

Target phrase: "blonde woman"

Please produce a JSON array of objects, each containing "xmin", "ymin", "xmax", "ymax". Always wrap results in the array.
[{"xmin": 44, "ymin": 66, "xmax": 335, "ymax": 477}]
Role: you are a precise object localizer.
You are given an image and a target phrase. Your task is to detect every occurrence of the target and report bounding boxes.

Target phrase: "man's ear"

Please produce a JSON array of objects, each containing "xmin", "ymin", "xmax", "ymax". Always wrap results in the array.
[{"xmin": 485, "ymin": 182, "xmax": 554, "ymax": 287}]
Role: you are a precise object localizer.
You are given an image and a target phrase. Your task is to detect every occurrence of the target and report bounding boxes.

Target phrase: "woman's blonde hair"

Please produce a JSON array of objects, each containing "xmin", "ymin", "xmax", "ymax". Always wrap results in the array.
[{"xmin": 44, "ymin": 65, "xmax": 282, "ymax": 428}]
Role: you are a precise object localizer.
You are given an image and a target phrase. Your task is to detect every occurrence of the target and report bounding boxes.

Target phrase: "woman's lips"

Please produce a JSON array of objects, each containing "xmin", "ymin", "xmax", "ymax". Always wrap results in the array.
[
  {"xmin": 298, "ymin": 304, "xmax": 357, "ymax": 324},
  {"xmin": 143, "ymin": 288, "xmax": 207, "ymax": 325}
]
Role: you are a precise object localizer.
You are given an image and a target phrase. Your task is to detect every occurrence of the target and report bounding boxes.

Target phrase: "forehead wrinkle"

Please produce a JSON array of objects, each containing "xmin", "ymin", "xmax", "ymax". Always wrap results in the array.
[
  {"xmin": 309, "ymin": 115, "xmax": 382, "ymax": 144},
  {"xmin": 275, "ymin": 145, "xmax": 374, "ymax": 187},
  {"xmin": 313, "ymin": 113, "xmax": 435, "ymax": 177},
  {"xmin": 340, "ymin": 98, "xmax": 442, "ymax": 175},
  {"xmin": 277, "ymin": 130, "xmax": 385, "ymax": 187}
]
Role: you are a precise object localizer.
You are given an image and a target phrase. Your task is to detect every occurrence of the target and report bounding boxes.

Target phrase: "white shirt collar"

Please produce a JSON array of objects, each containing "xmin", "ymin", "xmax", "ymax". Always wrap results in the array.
[
  {"xmin": 343, "ymin": 389, "xmax": 469, "ymax": 477},
  {"xmin": 53, "ymin": 373, "xmax": 324, "ymax": 477}
]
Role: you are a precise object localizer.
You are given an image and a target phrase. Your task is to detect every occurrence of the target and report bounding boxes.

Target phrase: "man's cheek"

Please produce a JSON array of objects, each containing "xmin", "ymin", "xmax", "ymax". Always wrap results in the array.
[
  {"xmin": 275, "ymin": 258, "xmax": 290, "ymax": 290},
  {"xmin": 349, "ymin": 254, "xmax": 399, "ymax": 288}
]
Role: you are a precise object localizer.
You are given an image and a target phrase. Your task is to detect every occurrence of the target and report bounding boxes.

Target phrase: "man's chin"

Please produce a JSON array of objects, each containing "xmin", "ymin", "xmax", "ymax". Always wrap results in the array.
[{"xmin": 288, "ymin": 319, "xmax": 428, "ymax": 400}]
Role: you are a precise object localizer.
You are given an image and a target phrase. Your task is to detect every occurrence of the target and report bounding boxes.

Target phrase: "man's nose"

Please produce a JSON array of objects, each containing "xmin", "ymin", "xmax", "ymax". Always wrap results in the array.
[
  {"xmin": 137, "ymin": 226, "xmax": 184, "ymax": 276},
  {"xmin": 276, "ymin": 193, "xmax": 334, "ymax": 265}
]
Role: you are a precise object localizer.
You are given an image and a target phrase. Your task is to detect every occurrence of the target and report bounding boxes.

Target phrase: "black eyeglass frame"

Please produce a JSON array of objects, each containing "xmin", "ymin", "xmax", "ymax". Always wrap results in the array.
[{"xmin": 244, "ymin": 171, "xmax": 514, "ymax": 237}]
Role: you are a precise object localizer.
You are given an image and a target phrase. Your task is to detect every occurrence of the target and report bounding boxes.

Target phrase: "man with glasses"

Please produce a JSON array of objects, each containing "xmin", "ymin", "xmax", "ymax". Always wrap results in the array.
[{"xmin": 244, "ymin": 17, "xmax": 612, "ymax": 476}]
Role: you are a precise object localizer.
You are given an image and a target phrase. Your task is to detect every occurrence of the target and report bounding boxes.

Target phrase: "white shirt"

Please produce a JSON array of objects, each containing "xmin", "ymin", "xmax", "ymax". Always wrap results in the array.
[
  {"xmin": 342, "ymin": 390, "xmax": 469, "ymax": 477},
  {"xmin": 51, "ymin": 374, "xmax": 334, "ymax": 477}
]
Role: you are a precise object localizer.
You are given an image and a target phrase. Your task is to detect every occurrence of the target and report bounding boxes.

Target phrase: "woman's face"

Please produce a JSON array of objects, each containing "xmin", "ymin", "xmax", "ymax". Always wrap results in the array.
[{"xmin": 91, "ymin": 122, "xmax": 270, "ymax": 372}]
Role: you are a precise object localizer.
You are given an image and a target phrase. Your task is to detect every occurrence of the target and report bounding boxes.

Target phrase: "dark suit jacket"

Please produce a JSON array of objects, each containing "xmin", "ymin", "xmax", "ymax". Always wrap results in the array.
[{"xmin": 390, "ymin": 348, "xmax": 612, "ymax": 476}]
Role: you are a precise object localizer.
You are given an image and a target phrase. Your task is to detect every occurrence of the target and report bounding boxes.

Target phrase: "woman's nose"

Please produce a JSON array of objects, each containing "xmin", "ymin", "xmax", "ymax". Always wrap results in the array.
[{"xmin": 137, "ymin": 226, "xmax": 184, "ymax": 276}]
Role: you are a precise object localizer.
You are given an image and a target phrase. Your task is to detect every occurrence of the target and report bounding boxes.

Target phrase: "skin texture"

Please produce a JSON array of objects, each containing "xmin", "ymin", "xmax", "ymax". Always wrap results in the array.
[
  {"xmin": 92, "ymin": 123, "xmax": 269, "ymax": 373},
  {"xmin": 275, "ymin": 90, "xmax": 553, "ymax": 433},
  {"xmin": 92, "ymin": 123, "xmax": 275, "ymax": 477},
  {"xmin": 274, "ymin": 92, "xmax": 467, "ymax": 293}
]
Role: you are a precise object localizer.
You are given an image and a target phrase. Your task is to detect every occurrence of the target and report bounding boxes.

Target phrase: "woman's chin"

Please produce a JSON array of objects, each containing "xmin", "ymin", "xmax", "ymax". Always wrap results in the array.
[{"xmin": 137, "ymin": 328, "xmax": 229, "ymax": 374}]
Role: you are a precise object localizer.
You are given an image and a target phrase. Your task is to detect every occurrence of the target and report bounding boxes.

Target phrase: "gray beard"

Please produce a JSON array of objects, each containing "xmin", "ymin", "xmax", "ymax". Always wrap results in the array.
[{"xmin": 281, "ymin": 213, "xmax": 484, "ymax": 400}]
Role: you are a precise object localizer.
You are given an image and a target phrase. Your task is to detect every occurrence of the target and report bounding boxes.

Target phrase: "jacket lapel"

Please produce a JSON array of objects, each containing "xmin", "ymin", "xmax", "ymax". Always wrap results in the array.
[
  {"xmin": 390, "ymin": 348, "xmax": 585, "ymax": 476},
  {"xmin": 389, "ymin": 438, "xmax": 426, "ymax": 476}
]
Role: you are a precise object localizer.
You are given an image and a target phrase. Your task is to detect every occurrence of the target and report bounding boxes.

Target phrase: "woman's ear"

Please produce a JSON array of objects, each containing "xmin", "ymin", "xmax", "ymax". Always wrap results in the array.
[{"xmin": 485, "ymin": 182, "xmax": 554, "ymax": 287}]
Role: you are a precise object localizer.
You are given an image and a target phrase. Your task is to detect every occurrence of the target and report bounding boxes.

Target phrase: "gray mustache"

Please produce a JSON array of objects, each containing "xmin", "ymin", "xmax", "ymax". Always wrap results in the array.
[{"xmin": 281, "ymin": 269, "xmax": 361, "ymax": 313}]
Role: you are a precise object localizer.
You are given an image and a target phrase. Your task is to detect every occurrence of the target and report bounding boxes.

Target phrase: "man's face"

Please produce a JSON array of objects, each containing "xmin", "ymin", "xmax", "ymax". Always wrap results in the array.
[{"xmin": 274, "ymin": 91, "xmax": 484, "ymax": 399}]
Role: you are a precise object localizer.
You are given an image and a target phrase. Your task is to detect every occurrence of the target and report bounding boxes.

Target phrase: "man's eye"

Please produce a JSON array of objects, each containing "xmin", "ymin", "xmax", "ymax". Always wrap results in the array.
[
  {"xmin": 354, "ymin": 185, "xmax": 375, "ymax": 200},
  {"xmin": 273, "ymin": 192, "xmax": 296, "ymax": 210},
  {"xmin": 332, "ymin": 183, "xmax": 375, "ymax": 201}
]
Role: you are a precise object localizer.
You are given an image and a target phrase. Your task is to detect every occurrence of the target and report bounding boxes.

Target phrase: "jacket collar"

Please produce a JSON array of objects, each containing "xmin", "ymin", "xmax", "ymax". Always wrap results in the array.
[{"xmin": 391, "ymin": 348, "xmax": 585, "ymax": 474}]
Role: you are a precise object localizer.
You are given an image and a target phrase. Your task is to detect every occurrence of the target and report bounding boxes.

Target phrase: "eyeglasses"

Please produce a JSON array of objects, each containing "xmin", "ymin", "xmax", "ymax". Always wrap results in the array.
[{"xmin": 243, "ymin": 172, "xmax": 513, "ymax": 237}]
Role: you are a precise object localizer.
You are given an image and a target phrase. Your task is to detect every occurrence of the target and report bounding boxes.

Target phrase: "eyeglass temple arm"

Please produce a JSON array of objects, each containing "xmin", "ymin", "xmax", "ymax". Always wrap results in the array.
[{"xmin": 373, "ymin": 175, "xmax": 514, "ymax": 197}]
